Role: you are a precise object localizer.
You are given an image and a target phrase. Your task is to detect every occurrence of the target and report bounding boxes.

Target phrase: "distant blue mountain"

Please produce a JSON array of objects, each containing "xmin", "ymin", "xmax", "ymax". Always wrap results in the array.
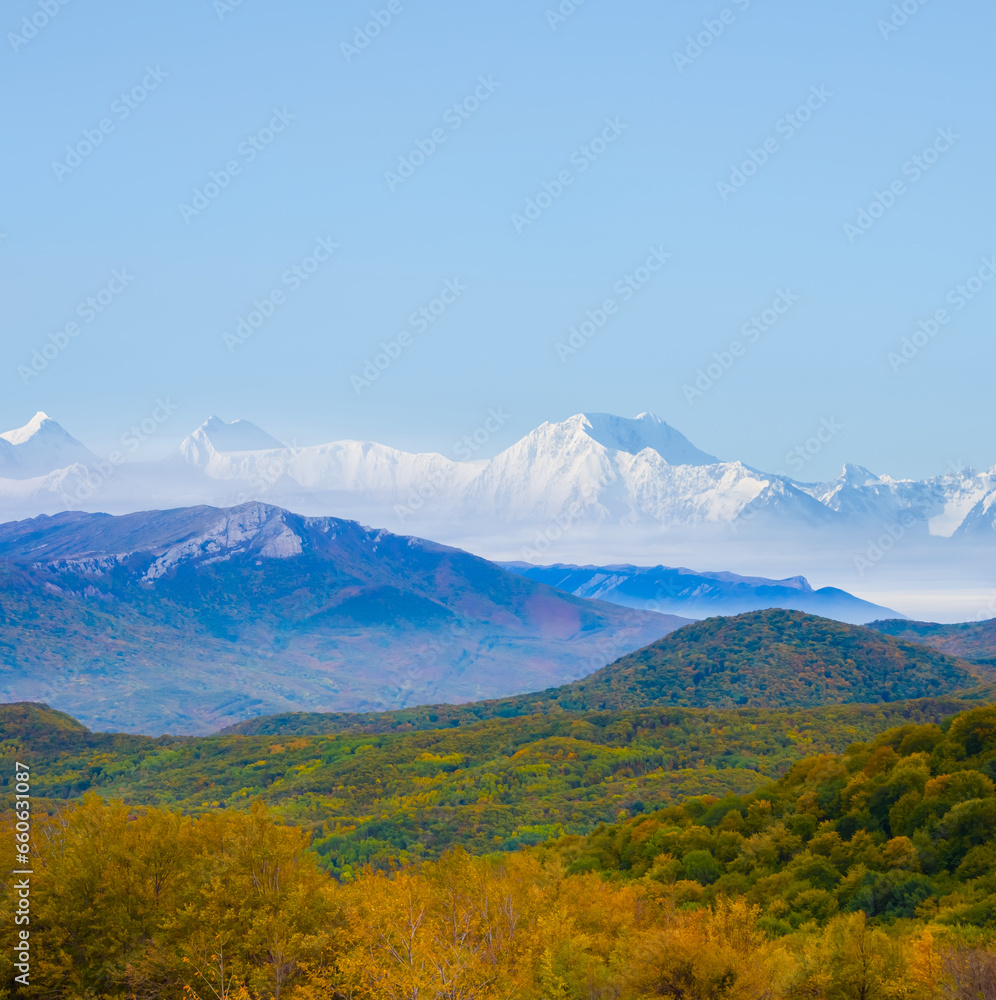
[
  {"xmin": 0, "ymin": 504, "xmax": 689, "ymax": 734},
  {"xmin": 499, "ymin": 562, "xmax": 902, "ymax": 624}
]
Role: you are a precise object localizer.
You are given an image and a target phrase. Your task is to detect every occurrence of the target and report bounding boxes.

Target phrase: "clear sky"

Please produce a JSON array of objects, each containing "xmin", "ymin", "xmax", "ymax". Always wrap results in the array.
[{"xmin": 3, "ymin": 0, "xmax": 994, "ymax": 481}]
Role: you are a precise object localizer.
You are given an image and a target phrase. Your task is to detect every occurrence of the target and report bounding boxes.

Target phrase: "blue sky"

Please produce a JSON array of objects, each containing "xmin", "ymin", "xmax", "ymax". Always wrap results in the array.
[{"xmin": 2, "ymin": 0, "xmax": 994, "ymax": 480}]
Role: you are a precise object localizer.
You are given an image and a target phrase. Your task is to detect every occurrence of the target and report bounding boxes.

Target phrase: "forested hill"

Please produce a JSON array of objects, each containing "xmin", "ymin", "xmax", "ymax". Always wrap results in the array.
[
  {"xmin": 0, "ymin": 702, "xmax": 177, "ymax": 755},
  {"xmin": 224, "ymin": 609, "xmax": 990, "ymax": 736},
  {"xmin": 544, "ymin": 702, "xmax": 996, "ymax": 932},
  {"xmin": 868, "ymin": 616, "xmax": 996, "ymax": 665},
  {"xmin": 6, "ymin": 700, "xmax": 996, "ymax": 996},
  {"xmin": 0, "ymin": 696, "xmax": 988, "ymax": 874},
  {"xmin": 546, "ymin": 609, "xmax": 987, "ymax": 712}
]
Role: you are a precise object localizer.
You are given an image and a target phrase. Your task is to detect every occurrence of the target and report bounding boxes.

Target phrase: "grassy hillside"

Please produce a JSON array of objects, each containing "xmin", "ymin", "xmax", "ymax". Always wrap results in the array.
[
  {"xmin": 0, "ymin": 701, "xmax": 89, "ymax": 748},
  {"xmin": 225, "ymin": 609, "xmax": 989, "ymax": 736}
]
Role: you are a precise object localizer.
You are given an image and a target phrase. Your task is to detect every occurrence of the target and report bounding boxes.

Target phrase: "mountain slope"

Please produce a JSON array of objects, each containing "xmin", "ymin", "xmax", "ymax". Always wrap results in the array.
[
  {"xmin": 500, "ymin": 563, "xmax": 900, "ymax": 624},
  {"xmin": 867, "ymin": 617, "xmax": 996, "ymax": 665},
  {"xmin": 4, "ymin": 695, "xmax": 986, "ymax": 870},
  {"xmin": 543, "ymin": 701, "xmax": 996, "ymax": 930},
  {"xmin": 223, "ymin": 609, "xmax": 991, "ymax": 736},
  {"xmin": 579, "ymin": 411, "xmax": 719, "ymax": 465},
  {"xmin": 551, "ymin": 609, "xmax": 985, "ymax": 712},
  {"xmin": 2, "ymin": 411, "xmax": 993, "ymax": 625},
  {"xmin": 8, "ymin": 698, "xmax": 996, "ymax": 998},
  {"xmin": 0, "ymin": 503, "xmax": 687, "ymax": 734}
]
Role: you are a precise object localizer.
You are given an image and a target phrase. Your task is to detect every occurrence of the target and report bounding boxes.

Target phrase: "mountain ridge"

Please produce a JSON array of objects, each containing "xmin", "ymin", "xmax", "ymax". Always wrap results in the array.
[
  {"xmin": 221, "ymin": 609, "xmax": 993, "ymax": 736},
  {"xmin": 2, "ymin": 411, "xmax": 993, "ymax": 545},
  {"xmin": 867, "ymin": 617, "xmax": 996, "ymax": 664},
  {"xmin": 499, "ymin": 562, "xmax": 901, "ymax": 624},
  {"xmin": 0, "ymin": 502, "xmax": 688, "ymax": 734}
]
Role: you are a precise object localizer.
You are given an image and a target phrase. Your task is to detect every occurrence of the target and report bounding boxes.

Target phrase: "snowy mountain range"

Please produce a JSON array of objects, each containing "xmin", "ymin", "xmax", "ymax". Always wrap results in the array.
[{"xmin": 2, "ymin": 411, "xmax": 993, "ymax": 552}]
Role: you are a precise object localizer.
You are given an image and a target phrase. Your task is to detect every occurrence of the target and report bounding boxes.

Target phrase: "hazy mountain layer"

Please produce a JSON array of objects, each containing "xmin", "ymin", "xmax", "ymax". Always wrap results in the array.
[
  {"xmin": 0, "ymin": 503, "xmax": 686, "ymax": 734},
  {"xmin": 499, "ymin": 563, "xmax": 901, "ymax": 624}
]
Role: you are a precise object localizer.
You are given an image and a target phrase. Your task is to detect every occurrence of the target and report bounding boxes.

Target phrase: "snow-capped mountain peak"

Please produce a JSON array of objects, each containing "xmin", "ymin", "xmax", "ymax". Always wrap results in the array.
[
  {"xmin": 834, "ymin": 463, "xmax": 882, "ymax": 488},
  {"xmin": 187, "ymin": 416, "xmax": 286, "ymax": 453},
  {"xmin": 178, "ymin": 416, "xmax": 287, "ymax": 469},
  {"xmin": 0, "ymin": 411, "xmax": 55, "ymax": 445},
  {"xmin": 0, "ymin": 412, "xmax": 97, "ymax": 480},
  {"xmin": 579, "ymin": 411, "xmax": 720, "ymax": 465},
  {"xmin": 1, "ymin": 410, "xmax": 995, "ymax": 572}
]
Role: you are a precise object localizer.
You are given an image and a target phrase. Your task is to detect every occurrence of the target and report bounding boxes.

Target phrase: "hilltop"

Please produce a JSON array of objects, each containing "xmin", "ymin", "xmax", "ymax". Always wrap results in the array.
[
  {"xmin": 225, "ymin": 609, "xmax": 989, "ymax": 736},
  {"xmin": 868, "ymin": 616, "xmax": 996, "ymax": 665},
  {"xmin": 545, "ymin": 608, "xmax": 988, "ymax": 712}
]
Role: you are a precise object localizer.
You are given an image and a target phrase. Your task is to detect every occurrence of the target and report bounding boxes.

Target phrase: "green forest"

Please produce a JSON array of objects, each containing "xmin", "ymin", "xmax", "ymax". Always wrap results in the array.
[
  {"xmin": 0, "ymin": 695, "xmax": 986, "ymax": 874},
  {"xmin": 4, "ymin": 701, "xmax": 996, "ymax": 997}
]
